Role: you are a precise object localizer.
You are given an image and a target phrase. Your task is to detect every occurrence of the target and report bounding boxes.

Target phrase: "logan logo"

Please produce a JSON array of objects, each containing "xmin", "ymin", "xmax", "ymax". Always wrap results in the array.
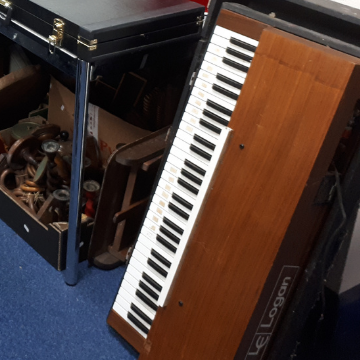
[
  {"xmin": 246, "ymin": 266, "xmax": 299, "ymax": 360},
  {"xmin": 259, "ymin": 276, "xmax": 292, "ymax": 332}
]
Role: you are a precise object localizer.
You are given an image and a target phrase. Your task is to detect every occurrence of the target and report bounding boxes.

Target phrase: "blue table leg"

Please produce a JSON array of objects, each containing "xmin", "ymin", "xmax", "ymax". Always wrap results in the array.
[{"xmin": 65, "ymin": 59, "xmax": 91, "ymax": 285}]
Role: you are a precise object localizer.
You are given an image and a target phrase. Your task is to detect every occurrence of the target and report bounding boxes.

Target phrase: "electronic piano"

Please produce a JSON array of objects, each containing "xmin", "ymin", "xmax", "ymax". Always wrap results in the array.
[{"xmin": 107, "ymin": 2, "xmax": 360, "ymax": 359}]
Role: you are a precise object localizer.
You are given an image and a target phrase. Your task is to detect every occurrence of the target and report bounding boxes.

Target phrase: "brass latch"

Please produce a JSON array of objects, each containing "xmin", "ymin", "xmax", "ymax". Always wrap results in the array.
[
  {"xmin": 48, "ymin": 18, "xmax": 64, "ymax": 54},
  {"xmin": 77, "ymin": 36, "xmax": 97, "ymax": 51}
]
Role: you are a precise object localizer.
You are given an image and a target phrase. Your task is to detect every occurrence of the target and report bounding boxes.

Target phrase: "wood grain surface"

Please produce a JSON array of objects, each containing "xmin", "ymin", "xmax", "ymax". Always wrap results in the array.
[{"xmin": 111, "ymin": 10, "xmax": 360, "ymax": 360}]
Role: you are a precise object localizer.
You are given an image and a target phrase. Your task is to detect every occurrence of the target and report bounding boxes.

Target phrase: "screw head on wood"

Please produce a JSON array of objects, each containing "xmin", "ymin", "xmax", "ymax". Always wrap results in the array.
[{"xmin": 239, "ymin": 144, "xmax": 245, "ymax": 150}]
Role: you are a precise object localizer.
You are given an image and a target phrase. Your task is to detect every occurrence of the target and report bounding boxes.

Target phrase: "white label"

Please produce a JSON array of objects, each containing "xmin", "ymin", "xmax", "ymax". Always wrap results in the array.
[
  {"xmin": 24, "ymin": 224, "xmax": 29, "ymax": 233},
  {"xmin": 87, "ymin": 103, "xmax": 99, "ymax": 140}
]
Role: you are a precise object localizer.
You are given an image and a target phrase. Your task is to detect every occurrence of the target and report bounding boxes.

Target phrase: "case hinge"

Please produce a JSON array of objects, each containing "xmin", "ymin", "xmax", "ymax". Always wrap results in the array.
[
  {"xmin": 48, "ymin": 18, "xmax": 65, "ymax": 54},
  {"xmin": 77, "ymin": 36, "xmax": 98, "ymax": 51}
]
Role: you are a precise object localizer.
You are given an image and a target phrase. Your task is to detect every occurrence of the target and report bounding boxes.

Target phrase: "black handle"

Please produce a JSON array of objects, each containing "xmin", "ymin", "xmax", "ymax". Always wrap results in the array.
[{"xmin": 0, "ymin": 2, "xmax": 12, "ymax": 26}]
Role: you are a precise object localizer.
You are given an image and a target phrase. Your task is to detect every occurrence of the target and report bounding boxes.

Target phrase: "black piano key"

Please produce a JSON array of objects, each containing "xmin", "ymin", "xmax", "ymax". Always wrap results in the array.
[
  {"xmin": 131, "ymin": 303, "xmax": 153, "ymax": 326},
  {"xmin": 127, "ymin": 312, "xmax": 149, "ymax": 334},
  {"xmin": 190, "ymin": 144, "xmax": 212, "ymax": 161},
  {"xmin": 156, "ymin": 234, "xmax": 177, "ymax": 253},
  {"xmin": 223, "ymin": 57, "xmax": 249, "ymax": 73},
  {"xmin": 184, "ymin": 159, "xmax": 206, "ymax": 176},
  {"xmin": 193, "ymin": 134, "xmax": 216, "ymax": 151},
  {"xmin": 139, "ymin": 280, "xmax": 159, "ymax": 301},
  {"xmin": 181, "ymin": 169, "xmax": 202, "ymax": 186},
  {"xmin": 151, "ymin": 249, "xmax": 171, "ymax": 268},
  {"xmin": 163, "ymin": 216, "xmax": 184, "ymax": 235},
  {"xmin": 172, "ymin": 192, "xmax": 194, "ymax": 210},
  {"xmin": 199, "ymin": 118, "xmax": 222, "ymax": 135},
  {"xmin": 160, "ymin": 225, "xmax": 181, "ymax": 243},
  {"xmin": 215, "ymin": 74, "xmax": 242, "ymax": 91},
  {"xmin": 207, "ymin": 98, "xmax": 234, "ymax": 116},
  {"xmin": 147, "ymin": 258, "xmax": 168, "ymax": 278},
  {"xmin": 203, "ymin": 109, "xmax": 229, "ymax": 126},
  {"xmin": 212, "ymin": 84, "xmax": 238, "ymax": 101},
  {"xmin": 178, "ymin": 178, "xmax": 199, "ymax": 195},
  {"xmin": 230, "ymin": 37, "xmax": 257, "ymax": 52},
  {"xmin": 226, "ymin": 47, "xmax": 253, "ymax": 62},
  {"xmin": 142, "ymin": 272, "xmax": 162, "ymax": 292},
  {"xmin": 136, "ymin": 289, "xmax": 158, "ymax": 311},
  {"xmin": 169, "ymin": 202, "xmax": 190, "ymax": 220}
]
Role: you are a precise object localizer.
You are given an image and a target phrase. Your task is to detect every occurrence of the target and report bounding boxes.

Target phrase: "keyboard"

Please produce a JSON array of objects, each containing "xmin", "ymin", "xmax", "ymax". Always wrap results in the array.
[{"xmin": 111, "ymin": 25, "xmax": 259, "ymax": 338}]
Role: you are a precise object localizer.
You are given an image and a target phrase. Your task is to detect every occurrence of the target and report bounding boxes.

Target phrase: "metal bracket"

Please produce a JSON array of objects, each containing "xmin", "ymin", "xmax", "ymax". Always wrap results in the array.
[
  {"xmin": 0, "ymin": 0, "xmax": 12, "ymax": 26},
  {"xmin": 77, "ymin": 36, "xmax": 97, "ymax": 51},
  {"xmin": 196, "ymin": 16, "xmax": 204, "ymax": 26},
  {"xmin": 48, "ymin": 18, "xmax": 64, "ymax": 54}
]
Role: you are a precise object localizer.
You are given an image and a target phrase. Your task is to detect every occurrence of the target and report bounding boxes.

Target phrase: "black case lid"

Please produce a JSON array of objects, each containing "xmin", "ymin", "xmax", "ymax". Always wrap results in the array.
[{"xmin": 9, "ymin": 0, "xmax": 203, "ymax": 42}]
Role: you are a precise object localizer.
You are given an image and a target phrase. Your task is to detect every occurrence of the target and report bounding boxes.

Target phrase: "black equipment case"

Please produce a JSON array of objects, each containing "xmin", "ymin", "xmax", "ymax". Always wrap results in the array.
[{"xmin": 0, "ymin": 0, "xmax": 204, "ymax": 74}]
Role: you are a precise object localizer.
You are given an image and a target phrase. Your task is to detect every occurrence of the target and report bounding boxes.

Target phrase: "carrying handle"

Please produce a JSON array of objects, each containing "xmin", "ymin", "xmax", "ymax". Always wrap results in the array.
[{"xmin": 0, "ymin": 0, "xmax": 12, "ymax": 26}]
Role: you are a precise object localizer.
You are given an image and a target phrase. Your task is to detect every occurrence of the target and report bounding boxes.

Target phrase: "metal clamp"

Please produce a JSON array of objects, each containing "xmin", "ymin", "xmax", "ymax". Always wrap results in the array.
[
  {"xmin": 48, "ymin": 18, "xmax": 64, "ymax": 54},
  {"xmin": 0, "ymin": 0, "xmax": 12, "ymax": 26}
]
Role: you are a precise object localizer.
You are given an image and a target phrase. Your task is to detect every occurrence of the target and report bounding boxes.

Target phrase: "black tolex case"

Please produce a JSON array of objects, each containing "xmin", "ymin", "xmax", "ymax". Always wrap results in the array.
[{"xmin": 0, "ymin": 0, "xmax": 204, "ymax": 75}]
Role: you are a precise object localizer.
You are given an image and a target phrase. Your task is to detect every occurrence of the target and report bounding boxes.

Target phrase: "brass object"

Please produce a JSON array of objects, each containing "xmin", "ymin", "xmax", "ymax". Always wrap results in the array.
[
  {"xmin": 7, "ymin": 136, "xmax": 40, "ymax": 169},
  {"xmin": 77, "ymin": 36, "xmax": 97, "ymax": 51},
  {"xmin": 48, "ymin": 18, "xmax": 65, "ymax": 54},
  {"xmin": 20, "ymin": 184, "xmax": 45, "ymax": 192}
]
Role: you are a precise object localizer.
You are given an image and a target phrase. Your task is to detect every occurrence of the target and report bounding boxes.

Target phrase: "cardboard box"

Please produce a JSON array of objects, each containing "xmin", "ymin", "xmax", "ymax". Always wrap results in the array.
[
  {"xmin": 48, "ymin": 77, "xmax": 151, "ymax": 163},
  {"xmin": 0, "ymin": 76, "xmax": 152, "ymax": 270}
]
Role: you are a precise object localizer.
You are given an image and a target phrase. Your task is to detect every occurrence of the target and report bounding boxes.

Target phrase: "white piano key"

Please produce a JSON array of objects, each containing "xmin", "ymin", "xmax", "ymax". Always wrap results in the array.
[
  {"xmin": 141, "ymin": 219, "xmax": 179, "ymax": 252},
  {"xmin": 153, "ymin": 191, "xmax": 191, "ymax": 222},
  {"xmin": 170, "ymin": 141, "xmax": 210, "ymax": 173},
  {"xmin": 160, "ymin": 168, "xmax": 199, "ymax": 200},
  {"xmin": 204, "ymin": 52, "xmax": 248, "ymax": 79},
  {"xmin": 149, "ymin": 203, "xmax": 186, "ymax": 233},
  {"xmin": 127, "ymin": 263, "xmax": 161, "ymax": 297},
  {"xmin": 132, "ymin": 248, "xmax": 167, "ymax": 284},
  {"xmin": 138, "ymin": 234, "xmax": 174, "ymax": 265},
  {"xmin": 194, "ymin": 78, "xmax": 238, "ymax": 106},
  {"xmin": 179, "ymin": 121, "xmax": 218, "ymax": 148},
  {"xmin": 173, "ymin": 137, "xmax": 212, "ymax": 165},
  {"xmin": 210, "ymin": 33, "xmax": 255, "ymax": 59},
  {"xmin": 189, "ymin": 88, "xmax": 235, "ymax": 113},
  {"xmin": 158, "ymin": 176, "xmax": 198, "ymax": 207},
  {"xmin": 197, "ymin": 68, "xmax": 242, "ymax": 96},
  {"xmin": 166, "ymin": 153, "xmax": 204, "ymax": 185},
  {"xmin": 112, "ymin": 301, "xmax": 147, "ymax": 338},
  {"xmin": 182, "ymin": 112, "xmax": 223, "ymax": 138},
  {"xmin": 120, "ymin": 279, "xmax": 158, "ymax": 315},
  {"xmin": 175, "ymin": 128, "xmax": 215, "ymax": 158},
  {"xmin": 207, "ymin": 43, "xmax": 251, "ymax": 68},
  {"xmin": 155, "ymin": 185, "xmax": 194, "ymax": 213},
  {"xmin": 129, "ymin": 254, "xmax": 165, "ymax": 290},
  {"xmin": 135, "ymin": 243, "xmax": 170, "ymax": 277},
  {"xmin": 214, "ymin": 25, "xmax": 259, "ymax": 47},
  {"xmin": 116, "ymin": 293, "xmax": 152, "ymax": 331},
  {"xmin": 201, "ymin": 60, "xmax": 246, "ymax": 86},
  {"xmin": 141, "ymin": 222, "xmax": 180, "ymax": 254}
]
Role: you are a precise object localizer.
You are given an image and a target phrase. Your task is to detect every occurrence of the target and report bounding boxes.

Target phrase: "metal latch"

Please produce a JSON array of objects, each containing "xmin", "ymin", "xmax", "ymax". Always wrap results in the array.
[
  {"xmin": 77, "ymin": 36, "xmax": 97, "ymax": 51},
  {"xmin": 0, "ymin": 0, "xmax": 12, "ymax": 26},
  {"xmin": 196, "ymin": 16, "xmax": 204, "ymax": 26},
  {"xmin": 48, "ymin": 18, "xmax": 64, "ymax": 54}
]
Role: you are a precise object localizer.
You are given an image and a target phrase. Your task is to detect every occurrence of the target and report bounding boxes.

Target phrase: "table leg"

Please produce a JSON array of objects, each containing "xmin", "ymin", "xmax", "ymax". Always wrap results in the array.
[{"xmin": 65, "ymin": 59, "xmax": 91, "ymax": 285}]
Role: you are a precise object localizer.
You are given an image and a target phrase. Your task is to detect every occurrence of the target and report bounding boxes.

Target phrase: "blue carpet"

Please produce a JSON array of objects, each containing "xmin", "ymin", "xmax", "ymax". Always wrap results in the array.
[{"xmin": 0, "ymin": 219, "xmax": 138, "ymax": 360}]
